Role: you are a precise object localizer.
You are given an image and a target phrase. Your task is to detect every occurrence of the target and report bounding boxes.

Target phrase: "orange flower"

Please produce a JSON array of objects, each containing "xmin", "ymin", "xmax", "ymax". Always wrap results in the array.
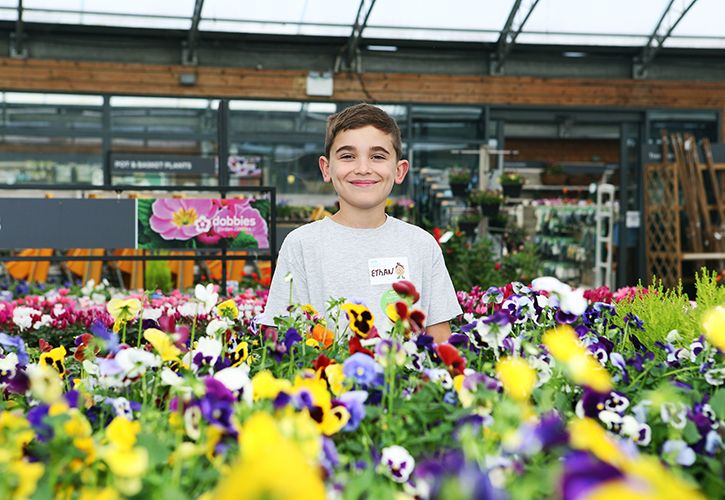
[{"xmin": 309, "ymin": 324, "xmax": 335, "ymax": 349}]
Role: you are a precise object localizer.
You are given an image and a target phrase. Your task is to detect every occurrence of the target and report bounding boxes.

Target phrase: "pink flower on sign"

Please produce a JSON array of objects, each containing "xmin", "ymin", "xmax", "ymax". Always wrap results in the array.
[
  {"xmin": 213, "ymin": 199, "xmax": 269, "ymax": 248},
  {"xmin": 149, "ymin": 199, "xmax": 218, "ymax": 241}
]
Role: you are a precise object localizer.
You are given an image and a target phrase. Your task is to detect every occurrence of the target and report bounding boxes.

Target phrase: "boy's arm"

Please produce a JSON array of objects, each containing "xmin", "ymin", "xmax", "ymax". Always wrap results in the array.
[{"xmin": 426, "ymin": 321, "xmax": 452, "ymax": 344}]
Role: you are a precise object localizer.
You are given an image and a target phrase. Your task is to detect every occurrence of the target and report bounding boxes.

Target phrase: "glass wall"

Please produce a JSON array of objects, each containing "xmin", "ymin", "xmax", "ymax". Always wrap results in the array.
[{"xmin": 0, "ymin": 93, "xmax": 104, "ymax": 185}]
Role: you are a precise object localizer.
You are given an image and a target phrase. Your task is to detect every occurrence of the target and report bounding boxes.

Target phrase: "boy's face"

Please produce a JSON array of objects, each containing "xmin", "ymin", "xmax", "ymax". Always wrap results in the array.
[{"xmin": 319, "ymin": 125, "xmax": 409, "ymax": 213}]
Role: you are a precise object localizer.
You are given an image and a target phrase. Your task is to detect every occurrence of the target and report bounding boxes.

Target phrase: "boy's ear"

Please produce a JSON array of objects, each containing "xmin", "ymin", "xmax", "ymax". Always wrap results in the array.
[
  {"xmin": 394, "ymin": 159, "xmax": 410, "ymax": 185},
  {"xmin": 319, "ymin": 156, "xmax": 332, "ymax": 182}
]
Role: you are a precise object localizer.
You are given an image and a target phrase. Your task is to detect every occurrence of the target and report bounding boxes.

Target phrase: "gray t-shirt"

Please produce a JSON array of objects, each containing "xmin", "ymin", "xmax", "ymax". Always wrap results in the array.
[{"xmin": 259, "ymin": 216, "xmax": 462, "ymax": 335}]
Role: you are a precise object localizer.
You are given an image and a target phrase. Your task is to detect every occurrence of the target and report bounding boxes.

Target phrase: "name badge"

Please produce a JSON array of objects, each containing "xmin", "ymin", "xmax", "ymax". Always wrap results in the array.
[{"xmin": 368, "ymin": 257, "xmax": 410, "ymax": 285}]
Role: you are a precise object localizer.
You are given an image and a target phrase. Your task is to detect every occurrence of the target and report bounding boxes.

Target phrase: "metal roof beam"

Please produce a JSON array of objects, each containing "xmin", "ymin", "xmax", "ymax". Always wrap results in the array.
[
  {"xmin": 10, "ymin": 0, "xmax": 27, "ymax": 59},
  {"xmin": 335, "ymin": 0, "xmax": 377, "ymax": 73},
  {"xmin": 182, "ymin": 0, "xmax": 204, "ymax": 66},
  {"xmin": 490, "ymin": 0, "xmax": 540, "ymax": 75},
  {"xmin": 634, "ymin": 0, "xmax": 698, "ymax": 79}
]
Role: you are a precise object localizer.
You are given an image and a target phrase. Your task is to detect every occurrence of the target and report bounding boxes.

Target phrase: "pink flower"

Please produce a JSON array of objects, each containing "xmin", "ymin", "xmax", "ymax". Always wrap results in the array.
[{"xmin": 149, "ymin": 199, "xmax": 218, "ymax": 241}]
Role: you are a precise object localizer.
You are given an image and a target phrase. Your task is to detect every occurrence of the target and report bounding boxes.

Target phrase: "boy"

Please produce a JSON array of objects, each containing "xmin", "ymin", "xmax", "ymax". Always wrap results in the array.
[{"xmin": 259, "ymin": 103, "xmax": 461, "ymax": 343}]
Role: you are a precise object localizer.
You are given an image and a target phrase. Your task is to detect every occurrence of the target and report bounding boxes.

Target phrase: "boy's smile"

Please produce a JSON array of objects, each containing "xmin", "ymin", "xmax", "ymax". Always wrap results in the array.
[{"xmin": 319, "ymin": 125, "xmax": 409, "ymax": 224}]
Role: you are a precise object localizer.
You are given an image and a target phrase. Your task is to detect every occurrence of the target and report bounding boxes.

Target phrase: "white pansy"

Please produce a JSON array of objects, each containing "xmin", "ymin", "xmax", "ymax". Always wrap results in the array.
[
  {"xmin": 660, "ymin": 401, "xmax": 688, "ymax": 429},
  {"xmin": 662, "ymin": 439, "xmax": 696, "ymax": 467},
  {"xmin": 26, "ymin": 363, "xmax": 63, "ymax": 404},
  {"xmin": 143, "ymin": 307, "xmax": 163, "ymax": 322},
  {"xmin": 194, "ymin": 283, "xmax": 218, "ymax": 315},
  {"xmin": 531, "ymin": 276, "xmax": 587, "ymax": 316},
  {"xmin": 214, "ymin": 365, "xmax": 253, "ymax": 404},
  {"xmin": 666, "ymin": 329, "xmax": 681, "ymax": 343},
  {"xmin": 178, "ymin": 302, "xmax": 201, "ymax": 318},
  {"xmin": 379, "ymin": 445, "xmax": 415, "ymax": 483},
  {"xmin": 621, "ymin": 415, "xmax": 651, "ymax": 446},
  {"xmin": 0, "ymin": 352, "xmax": 19, "ymax": 378},
  {"xmin": 206, "ymin": 318, "xmax": 232, "ymax": 338},
  {"xmin": 115, "ymin": 348, "xmax": 160, "ymax": 378},
  {"xmin": 705, "ymin": 368, "xmax": 725, "ymax": 386},
  {"xmin": 194, "ymin": 336, "xmax": 223, "ymax": 366}
]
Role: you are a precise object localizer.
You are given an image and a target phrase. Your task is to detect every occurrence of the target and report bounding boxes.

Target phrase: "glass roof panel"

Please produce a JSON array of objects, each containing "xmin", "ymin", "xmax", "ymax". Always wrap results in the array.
[{"xmin": 2, "ymin": 0, "xmax": 722, "ymax": 48}]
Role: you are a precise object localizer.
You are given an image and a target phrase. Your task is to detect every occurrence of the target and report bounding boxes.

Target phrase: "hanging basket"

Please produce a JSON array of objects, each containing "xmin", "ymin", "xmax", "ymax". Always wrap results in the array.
[
  {"xmin": 480, "ymin": 202, "xmax": 501, "ymax": 218},
  {"xmin": 449, "ymin": 182, "xmax": 469, "ymax": 198},
  {"xmin": 501, "ymin": 183, "xmax": 523, "ymax": 198},
  {"xmin": 459, "ymin": 220, "xmax": 478, "ymax": 238}
]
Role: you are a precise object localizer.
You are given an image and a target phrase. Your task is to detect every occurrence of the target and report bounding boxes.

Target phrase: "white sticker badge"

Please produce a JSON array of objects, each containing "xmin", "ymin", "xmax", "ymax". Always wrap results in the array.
[{"xmin": 368, "ymin": 257, "xmax": 410, "ymax": 285}]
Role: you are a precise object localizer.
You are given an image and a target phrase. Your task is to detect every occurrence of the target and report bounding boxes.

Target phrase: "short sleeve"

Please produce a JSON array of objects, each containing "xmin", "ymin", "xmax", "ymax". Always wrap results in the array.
[
  {"xmin": 258, "ymin": 235, "xmax": 310, "ymax": 326},
  {"xmin": 425, "ymin": 242, "xmax": 462, "ymax": 326}
]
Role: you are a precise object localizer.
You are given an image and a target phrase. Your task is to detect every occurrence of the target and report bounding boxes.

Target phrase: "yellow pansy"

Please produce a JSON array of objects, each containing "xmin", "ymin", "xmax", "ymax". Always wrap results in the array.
[
  {"xmin": 320, "ymin": 405, "xmax": 351, "ymax": 436},
  {"xmin": 543, "ymin": 325, "xmax": 612, "ymax": 393},
  {"xmin": 586, "ymin": 480, "xmax": 650, "ymax": 500},
  {"xmin": 106, "ymin": 298, "xmax": 142, "ymax": 321},
  {"xmin": 324, "ymin": 363, "xmax": 347, "ymax": 397},
  {"xmin": 63, "ymin": 409, "xmax": 92, "ymax": 439},
  {"xmin": 453, "ymin": 374, "xmax": 475, "ymax": 408},
  {"xmin": 216, "ymin": 299, "xmax": 239, "ymax": 320},
  {"xmin": 341, "ymin": 303, "xmax": 375, "ymax": 338},
  {"xmin": 106, "ymin": 416, "xmax": 141, "ymax": 450},
  {"xmin": 0, "ymin": 411, "xmax": 34, "ymax": 457},
  {"xmin": 569, "ymin": 418, "xmax": 625, "ymax": 466},
  {"xmin": 252, "ymin": 371, "xmax": 292, "ymax": 401},
  {"xmin": 9, "ymin": 460, "xmax": 44, "ymax": 500},
  {"xmin": 39, "ymin": 346, "xmax": 67, "ymax": 378},
  {"xmin": 496, "ymin": 357, "xmax": 537, "ymax": 402},
  {"xmin": 624, "ymin": 455, "xmax": 705, "ymax": 500},
  {"xmin": 542, "ymin": 325, "xmax": 586, "ymax": 362},
  {"xmin": 277, "ymin": 411, "xmax": 323, "ymax": 462},
  {"xmin": 702, "ymin": 305, "xmax": 725, "ymax": 352},
  {"xmin": 143, "ymin": 328, "xmax": 181, "ymax": 362},
  {"xmin": 230, "ymin": 341, "xmax": 249, "ymax": 367},
  {"xmin": 79, "ymin": 488, "xmax": 120, "ymax": 500},
  {"xmin": 27, "ymin": 364, "xmax": 64, "ymax": 404},
  {"xmin": 216, "ymin": 412, "xmax": 325, "ymax": 500},
  {"xmin": 104, "ymin": 446, "xmax": 148, "ymax": 478}
]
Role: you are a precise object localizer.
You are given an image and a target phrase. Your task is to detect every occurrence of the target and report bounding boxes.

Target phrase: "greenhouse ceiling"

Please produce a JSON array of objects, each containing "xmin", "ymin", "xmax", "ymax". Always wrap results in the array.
[{"xmin": 0, "ymin": 0, "xmax": 722, "ymax": 49}]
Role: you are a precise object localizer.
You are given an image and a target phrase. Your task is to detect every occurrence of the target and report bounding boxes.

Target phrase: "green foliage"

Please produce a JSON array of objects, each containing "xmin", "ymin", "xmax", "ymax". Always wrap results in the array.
[
  {"xmin": 442, "ymin": 233, "xmax": 540, "ymax": 290},
  {"xmin": 448, "ymin": 167, "xmax": 472, "ymax": 184},
  {"xmin": 499, "ymin": 172, "xmax": 524, "ymax": 185},
  {"xmin": 145, "ymin": 259, "xmax": 173, "ymax": 293},
  {"xmin": 469, "ymin": 189, "xmax": 503, "ymax": 205},
  {"xmin": 229, "ymin": 231, "xmax": 259, "ymax": 249},
  {"xmin": 612, "ymin": 269, "xmax": 725, "ymax": 351},
  {"xmin": 612, "ymin": 277, "xmax": 693, "ymax": 351}
]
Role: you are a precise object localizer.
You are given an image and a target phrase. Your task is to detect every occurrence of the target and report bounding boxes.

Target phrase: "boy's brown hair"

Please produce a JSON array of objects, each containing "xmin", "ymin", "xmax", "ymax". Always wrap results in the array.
[{"xmin": 324, "ymin": 103, "xmax": 403, "ymax": 161}]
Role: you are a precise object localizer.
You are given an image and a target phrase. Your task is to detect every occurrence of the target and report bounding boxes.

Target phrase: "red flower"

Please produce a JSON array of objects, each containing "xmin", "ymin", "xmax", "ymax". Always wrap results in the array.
[
  {"xmin": 392, "ymin": 280, "xmax": 420, "ymax": 304},
  {"xmin": 349, "ymin": 336, "xmax": 374, "ymax": 358},
  {"xmin": 494, "ymin": 262, "xmax": 502, "ymax": 270},
  {"xmin": 436, "ymin": 343, "xmax": 466, "ymax": 376},
  {"xmin": 73, "ymin": 333, "xmax": 98, "ymax": 361},
  {"xmin": 312, "ymin": 353, "xmax": 335, "ymax": 372},
  {"xmin": 39, "ymin": 339, "xmax": 52, "ymax": 353}
]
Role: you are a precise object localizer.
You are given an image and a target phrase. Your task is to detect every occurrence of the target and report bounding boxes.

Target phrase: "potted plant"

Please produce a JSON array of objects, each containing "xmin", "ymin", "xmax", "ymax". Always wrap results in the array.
[
  {"xmin": 458, "ymin": 208, "xmax": 481, "ymax": 238},
  {"xmin": 469, "ymin": 189, "xmax": 503, "ymax": 217},
  {"xmin": 541, "ymin": 163, "xmax": 567, "ymax": 185},
  {"xmin": 448, "ymin": 167, "xmax": 472, "ymax": 198},
  {"xmin": 499, "ymin": 172, "xmax": 524, "ymax": 198},
  {"xmin": 488, "ymin": 212, "xmax": 508, "ymax": 230}
]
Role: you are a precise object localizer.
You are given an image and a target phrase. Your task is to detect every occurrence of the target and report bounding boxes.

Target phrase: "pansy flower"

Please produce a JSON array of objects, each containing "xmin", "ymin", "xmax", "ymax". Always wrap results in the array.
[
  {"xmin": 436, "ymin": 343, "xmax": 466, "ymax": 376},
  {"xmin": 343, "ymin": 353, "xmax": 383, "ymax": 387},
  {"xmin": 308, "ymin": 323, "xmax": 335, "ymax": 349},
  {"xmin": 39, "ymin": 345, "xmax": 67, "ymax": 378},
  {"xmin": 379, "ymin": 445, "xmax": 415, "ymax": 483},
  {"xmin": 341, "ymin": 303, "xmax": 375, "ymax": 338}
]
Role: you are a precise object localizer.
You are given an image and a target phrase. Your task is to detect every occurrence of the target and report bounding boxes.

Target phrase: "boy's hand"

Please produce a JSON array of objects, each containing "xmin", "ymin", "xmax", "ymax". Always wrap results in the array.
[{"xmin": 426, "ymin": 321, "xmax": 452, "ymax": 344}]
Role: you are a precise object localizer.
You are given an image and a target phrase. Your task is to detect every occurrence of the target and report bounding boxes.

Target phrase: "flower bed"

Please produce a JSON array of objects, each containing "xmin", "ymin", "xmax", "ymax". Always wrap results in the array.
[{"xmin": 0, "ymin": 275, "xmax": 723, "ymax": 498}]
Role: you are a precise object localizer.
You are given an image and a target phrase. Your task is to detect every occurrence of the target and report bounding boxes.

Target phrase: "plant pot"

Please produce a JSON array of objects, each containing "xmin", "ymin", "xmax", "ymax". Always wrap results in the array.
[
  {"xmin": 566, "ymin": 174, "xmax": 597, "ymax": 186},
  {"xmin": 459, "ymin": 221, "xmax": 478, "ymax": 238},
  {"xmin": 540, "ymin": 173, "xmax": 567, "ymax": 185},
  {"xmin": 480, "ymin": 202, "xmax": 501, "ymax": 218},
  {"xmin": 489, "ymin": 216, "xmax": 507, "ymax": 229},
  {"xmin": 449, "ymin": 182, "xmax": 469, "ymax": 198},
  {"xmin": 501, "ymin": 183, "xmax": 523, "ymax": 198}
]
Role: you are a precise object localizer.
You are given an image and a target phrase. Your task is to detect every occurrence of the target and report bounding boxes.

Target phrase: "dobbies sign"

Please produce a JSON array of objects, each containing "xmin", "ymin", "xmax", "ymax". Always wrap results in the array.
[
  {"xmin": 111, "ymin": 154, "xmax": 216, "ymax": 175},
  {"xmin": 137, "ymin": 198, "xmax": 269, "ymax": 250}
]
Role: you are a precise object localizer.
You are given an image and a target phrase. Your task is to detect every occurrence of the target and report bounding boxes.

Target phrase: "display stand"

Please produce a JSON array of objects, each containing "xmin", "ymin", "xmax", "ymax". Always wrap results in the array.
[{"xmin": 594, "ymin": 184, "xmax": 616, "ymax": 289}]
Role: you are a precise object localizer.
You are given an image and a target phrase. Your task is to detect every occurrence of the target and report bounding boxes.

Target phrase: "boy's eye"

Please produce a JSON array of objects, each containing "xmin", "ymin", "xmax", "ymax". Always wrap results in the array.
[
  {"xmin": 339, "ymin": 153, "xmax": 354, "ymax": 160},
  {"xmin": 372, "ymin": 154, "xmax": 387, "ymax": 160}
]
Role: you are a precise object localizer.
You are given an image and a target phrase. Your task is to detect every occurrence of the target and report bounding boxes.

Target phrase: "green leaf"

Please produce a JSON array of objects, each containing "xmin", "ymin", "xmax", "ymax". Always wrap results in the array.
[
  {"xmin": 710, "ymin": 388, "xmax": 725, "ymax": 420},
  {"xmin": 682, "ymin": 420, "xmax": 701, "ymax": 444},
  {"xmin": 229, "ymin": 231, "xmax": 259, "ymax": 249}
]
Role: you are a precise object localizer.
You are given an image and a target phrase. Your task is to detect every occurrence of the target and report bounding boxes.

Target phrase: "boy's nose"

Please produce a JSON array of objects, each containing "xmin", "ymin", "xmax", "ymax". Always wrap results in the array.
[{"xmin": 353, "ymin": 160, "xmax": 373, "ymax": 174}]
